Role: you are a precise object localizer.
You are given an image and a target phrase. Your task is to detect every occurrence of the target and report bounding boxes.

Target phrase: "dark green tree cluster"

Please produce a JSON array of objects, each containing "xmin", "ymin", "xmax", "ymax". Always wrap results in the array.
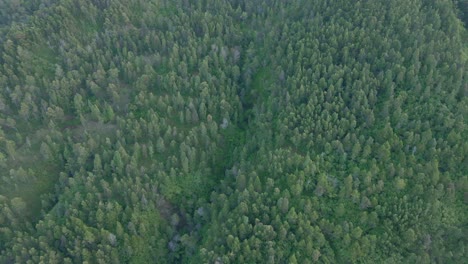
[{"xmin": 0, "ymin": 0, "xmax": 466, "ymax": 263}]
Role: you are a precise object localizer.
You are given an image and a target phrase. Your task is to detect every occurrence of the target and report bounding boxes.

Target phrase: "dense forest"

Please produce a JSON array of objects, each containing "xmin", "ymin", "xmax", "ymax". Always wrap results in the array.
[{"xmin": 0, "ymin": 0, "xmax": 466, "ymax": 263}]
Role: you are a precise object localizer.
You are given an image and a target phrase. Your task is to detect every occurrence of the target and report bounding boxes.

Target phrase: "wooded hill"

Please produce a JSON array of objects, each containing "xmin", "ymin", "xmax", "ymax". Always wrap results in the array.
[{"xmin": 0, "ymin": 0, "xmax": 466, "ymax": 263}]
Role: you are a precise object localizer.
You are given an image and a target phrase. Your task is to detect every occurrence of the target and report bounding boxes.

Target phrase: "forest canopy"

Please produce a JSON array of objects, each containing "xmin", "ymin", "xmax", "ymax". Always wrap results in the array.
[{"xmin": 0, "ymin": 0, "xmax": 466, "ymax": 263}]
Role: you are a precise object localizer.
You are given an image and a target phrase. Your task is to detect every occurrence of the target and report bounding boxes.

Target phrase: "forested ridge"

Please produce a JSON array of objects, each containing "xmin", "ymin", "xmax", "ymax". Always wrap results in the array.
[{"xmin": 0, "ymin": 0, "xmax": 466, "ymax": 263}]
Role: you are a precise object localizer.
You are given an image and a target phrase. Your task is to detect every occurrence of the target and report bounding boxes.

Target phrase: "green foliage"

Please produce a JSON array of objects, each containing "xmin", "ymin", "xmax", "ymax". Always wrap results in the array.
[{"xmin": 0, "ymin": 0, "xmax": 466, "ymax": 263}]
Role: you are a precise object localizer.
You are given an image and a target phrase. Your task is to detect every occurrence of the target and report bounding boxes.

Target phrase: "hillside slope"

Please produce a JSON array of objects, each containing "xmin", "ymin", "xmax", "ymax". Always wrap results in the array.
[{"xmin": 0, "ymin": 0, "xmax": 466, "ymax": 263}]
